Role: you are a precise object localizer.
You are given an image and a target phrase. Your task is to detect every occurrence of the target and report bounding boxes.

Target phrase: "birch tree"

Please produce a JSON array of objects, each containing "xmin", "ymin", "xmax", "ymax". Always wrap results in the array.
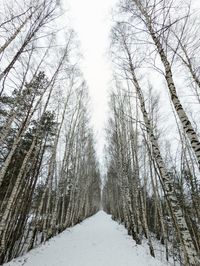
[
  {"xmin": 120, "ymin": 0, "xmax": 200, "ymax": 171},
  {"xmin": 104, "ymin": 17, "xmax": 200, "ymax": 265},
  {"xmin": 0, "ymin": 1, "xmax": 101, "ymax": 263}
]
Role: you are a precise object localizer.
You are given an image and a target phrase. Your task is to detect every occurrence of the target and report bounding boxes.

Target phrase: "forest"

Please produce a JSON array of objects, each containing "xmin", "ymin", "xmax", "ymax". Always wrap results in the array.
[
  {"xmin": 0, "ymin": 0, "xmax": 200, "ymax": 266},
  {"xmin": 0, "ymin": 0, "xmax": 101, "ymax": 264}
]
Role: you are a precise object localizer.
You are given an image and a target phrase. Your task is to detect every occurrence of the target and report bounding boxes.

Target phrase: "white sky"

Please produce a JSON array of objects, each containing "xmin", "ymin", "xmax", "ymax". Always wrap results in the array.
[{"xmin": 64, "ymin": 0, "xmax": 117, "ymax": 165}]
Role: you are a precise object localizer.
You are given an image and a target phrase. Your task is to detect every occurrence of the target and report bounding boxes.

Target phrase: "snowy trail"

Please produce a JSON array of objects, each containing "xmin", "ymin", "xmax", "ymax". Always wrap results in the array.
[{"xmin": 4, "ymin": 211, "xmax": 167, "ymax": 266}]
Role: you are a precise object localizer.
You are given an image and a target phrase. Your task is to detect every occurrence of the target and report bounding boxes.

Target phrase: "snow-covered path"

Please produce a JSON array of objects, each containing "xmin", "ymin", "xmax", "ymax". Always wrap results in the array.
[{"xmin": 4, "ymin": 211, "xmax": 168, "ymax": 266}]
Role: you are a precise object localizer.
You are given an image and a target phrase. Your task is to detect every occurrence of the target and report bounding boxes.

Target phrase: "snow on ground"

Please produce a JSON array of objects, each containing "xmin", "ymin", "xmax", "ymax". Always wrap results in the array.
[{"xmin": 3, "ymin": 211, "xmax": 170, "ymax": 266}]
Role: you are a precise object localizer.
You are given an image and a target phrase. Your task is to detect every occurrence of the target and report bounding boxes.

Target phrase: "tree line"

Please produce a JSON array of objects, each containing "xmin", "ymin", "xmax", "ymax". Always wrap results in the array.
[
  {"xmin": 0, "ymin": 0, "xmax": 101, "ymax": 264},
  {"xmin": 103, "ymin": 1, "xmax": 200, "ymax": 265}
]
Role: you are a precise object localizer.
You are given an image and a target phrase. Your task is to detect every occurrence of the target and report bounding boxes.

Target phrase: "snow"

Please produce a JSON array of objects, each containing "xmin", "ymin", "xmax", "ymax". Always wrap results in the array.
[{"xmin": 3, "ymin": 211, "xmax": 169, "ymax": 266}]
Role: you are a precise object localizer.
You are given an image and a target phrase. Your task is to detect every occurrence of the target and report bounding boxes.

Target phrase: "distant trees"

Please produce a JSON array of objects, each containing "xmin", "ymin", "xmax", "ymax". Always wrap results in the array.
[
  {"xmin": 103, "ymin": 1, "xmax": 200, "ymax": 265},
  {"xmin": 0, "ymin": 0, "xmax": 101, "ymax": 264}
]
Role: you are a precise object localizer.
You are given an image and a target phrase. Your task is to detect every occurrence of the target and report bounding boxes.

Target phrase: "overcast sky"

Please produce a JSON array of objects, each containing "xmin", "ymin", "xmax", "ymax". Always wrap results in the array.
[{"xmin": 63, "ymin": 0, "xmax": 117, "ymax": 164}]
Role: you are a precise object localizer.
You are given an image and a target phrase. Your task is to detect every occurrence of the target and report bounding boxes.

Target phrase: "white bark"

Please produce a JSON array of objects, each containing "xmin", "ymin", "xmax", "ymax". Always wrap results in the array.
[
  {"xmin": 0, "ymin": 137, "xmax": 37, "ymax": 254},
  {"xmin": 129, "ymin": 61, "xmax": 198, "ymax": 265},
  {"xmin": 134, "ymin": 0, "xmax": 200, "ymax": 171}
]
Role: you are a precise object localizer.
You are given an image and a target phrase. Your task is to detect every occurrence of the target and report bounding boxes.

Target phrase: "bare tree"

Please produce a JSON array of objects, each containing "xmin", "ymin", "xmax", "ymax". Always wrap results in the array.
[{"xmin": 104, "ymin": 19, "xmax": 200, "ymax": 265}]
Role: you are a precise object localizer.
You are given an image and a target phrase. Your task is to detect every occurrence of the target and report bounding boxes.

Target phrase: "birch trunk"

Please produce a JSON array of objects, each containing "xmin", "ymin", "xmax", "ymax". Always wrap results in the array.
[
  {"xmin": 128, "ymin": 61, "xmax": 198, "ymax": 265},
  {"xmin": 134, "ymin": 1, "xmax": 200, "ymax": 171},
  {"xmin": 113, "ymin": 101, "xmax": 141, "ymax": 244},
  {"xmin": 0, "ymin": 137, "xmax": 37, "ymax": 259}
]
